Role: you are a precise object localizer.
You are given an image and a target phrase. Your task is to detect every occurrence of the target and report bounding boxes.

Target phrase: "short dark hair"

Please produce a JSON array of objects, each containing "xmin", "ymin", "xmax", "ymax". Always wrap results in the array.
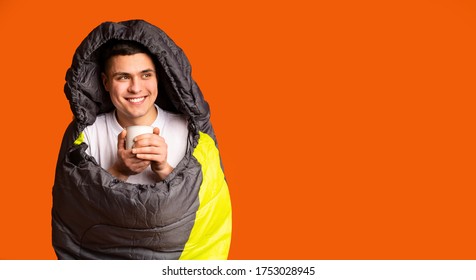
[{"xmin": 99, "ymin": 39, "xmax": 153, "ymax": 73}]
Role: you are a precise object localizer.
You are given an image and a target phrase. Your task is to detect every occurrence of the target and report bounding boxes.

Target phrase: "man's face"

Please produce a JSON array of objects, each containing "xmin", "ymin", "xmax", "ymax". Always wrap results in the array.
[{"xmin": 102, "ymin": 53, "xmax": 158, "ymax": 127}]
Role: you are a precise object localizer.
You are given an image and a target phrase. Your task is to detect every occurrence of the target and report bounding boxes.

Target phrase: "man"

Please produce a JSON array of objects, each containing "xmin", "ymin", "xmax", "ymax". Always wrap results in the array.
[
  {"xmin": 83, "ymin": 40, "xmax": 188, "ymax": 184},
  {"xmin": 52, "ymin": 20, "xmax": 232, "ymax": 260}
]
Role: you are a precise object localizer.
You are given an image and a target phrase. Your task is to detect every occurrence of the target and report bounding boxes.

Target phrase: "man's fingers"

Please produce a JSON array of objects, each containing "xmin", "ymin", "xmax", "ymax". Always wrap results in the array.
[
  {"xmin": 134, "ymin": 136, "xmax": 166, "ymax": 148},
  {"xmin": 132, "ymin": 146, "xmax": 163, "ymax": 155},
  {"xmin": 153, "ymin": 127, "xmax": 160, "ymax": 135},
  {"xmin": 136, "ymin": 153, "xmax": 165, "ymax": 162},
  {"xmin": 117, "ymin": 130, "xmax": 127, "ymax": 150}
]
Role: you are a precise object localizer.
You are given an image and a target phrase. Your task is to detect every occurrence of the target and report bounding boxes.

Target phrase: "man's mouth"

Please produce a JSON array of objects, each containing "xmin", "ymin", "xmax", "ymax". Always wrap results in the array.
[{"xmin": 127, "ymin": 96, "xmax": 146, "ymax": 104}]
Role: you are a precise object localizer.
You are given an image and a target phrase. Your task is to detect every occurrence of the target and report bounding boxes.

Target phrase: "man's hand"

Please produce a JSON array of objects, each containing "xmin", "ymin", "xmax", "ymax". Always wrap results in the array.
[
  {"xmin": 108, "ymin": 130, "xmax": 151, "ymax": 181},
  {"xmin": 132, "ymin": 127, "xmax": 173, "ymax": 180}
]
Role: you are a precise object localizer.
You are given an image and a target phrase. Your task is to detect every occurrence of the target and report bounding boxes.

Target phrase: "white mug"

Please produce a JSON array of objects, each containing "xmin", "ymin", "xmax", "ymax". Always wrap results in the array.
[{"xmin": 125, "ymin": 125, "xmax": 154, "ymax": 149}]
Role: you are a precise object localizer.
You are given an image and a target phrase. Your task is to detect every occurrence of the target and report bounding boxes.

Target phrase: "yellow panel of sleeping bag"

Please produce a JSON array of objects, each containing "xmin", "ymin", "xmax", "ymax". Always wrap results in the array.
[
  {"xmin": 180, "ymin": 132, "xmax": 232, "ymax": 260},
  {"xmin": 74, "ymin": 132, "xmax": 85, "ymax": 145}
]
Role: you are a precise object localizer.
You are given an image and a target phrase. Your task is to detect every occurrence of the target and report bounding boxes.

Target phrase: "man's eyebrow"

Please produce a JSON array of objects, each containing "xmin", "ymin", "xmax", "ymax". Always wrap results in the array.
[
  {"xmin": 111, "ymin": 72, "xmax": 131, "ymax": 77},
  {"xmin": 141, "ymin": 68, "xmax": 155, "ymax": 73},
  {"xmin": 111, "ymin": 69, "xmax": 155, "ymax": 77}
]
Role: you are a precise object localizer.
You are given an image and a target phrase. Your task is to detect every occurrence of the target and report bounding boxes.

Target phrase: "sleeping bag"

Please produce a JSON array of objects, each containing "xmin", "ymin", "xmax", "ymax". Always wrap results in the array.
[{"xmin": 52, "ymin": 19, "xmax": 232, "ymax": 259}]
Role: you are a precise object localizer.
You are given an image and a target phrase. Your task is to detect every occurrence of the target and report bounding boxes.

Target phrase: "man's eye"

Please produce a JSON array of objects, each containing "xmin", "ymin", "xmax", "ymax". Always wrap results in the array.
[
  {"xmin": 118, "ymin": 76, "xmax": 129, "ymax": 80},
  {"xmin": 143, "ymin": 73, "xmax": 152, "ymax": 78}
]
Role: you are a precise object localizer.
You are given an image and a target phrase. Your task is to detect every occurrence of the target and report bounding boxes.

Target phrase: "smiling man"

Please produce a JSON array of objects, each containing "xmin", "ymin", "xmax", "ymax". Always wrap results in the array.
[
  {"xmin": 52, "ymin": 20, "xmax": 232, "ymax": 260},
  {"xmin": 83, "ymin": 40, "xmax": 188, "ymax": 184}
]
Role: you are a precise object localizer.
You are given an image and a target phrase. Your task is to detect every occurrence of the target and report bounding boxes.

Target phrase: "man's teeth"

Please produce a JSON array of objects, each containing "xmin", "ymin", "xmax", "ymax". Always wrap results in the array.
[{"xmin": 128, "ymin": 97, "xmax": 145, "ymax": 103}]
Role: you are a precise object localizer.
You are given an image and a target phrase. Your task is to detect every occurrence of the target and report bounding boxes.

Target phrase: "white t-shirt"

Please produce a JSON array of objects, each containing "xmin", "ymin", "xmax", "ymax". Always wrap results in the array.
[{"xmin": 83, "ymin": 105, "xmax": 189, "ymax": 184}]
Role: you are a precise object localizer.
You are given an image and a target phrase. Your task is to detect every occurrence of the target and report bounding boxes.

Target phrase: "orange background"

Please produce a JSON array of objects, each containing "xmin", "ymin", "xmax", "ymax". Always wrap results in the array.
[{"xmin": 0, "ymin": 0, "xmax": 475, "ymax": 259}]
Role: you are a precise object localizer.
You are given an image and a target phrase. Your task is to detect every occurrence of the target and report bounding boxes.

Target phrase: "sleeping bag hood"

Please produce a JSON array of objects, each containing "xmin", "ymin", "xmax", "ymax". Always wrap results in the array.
[{"xmin": 52, "ymin": 20, "xmax": 232, "ymax": 259}]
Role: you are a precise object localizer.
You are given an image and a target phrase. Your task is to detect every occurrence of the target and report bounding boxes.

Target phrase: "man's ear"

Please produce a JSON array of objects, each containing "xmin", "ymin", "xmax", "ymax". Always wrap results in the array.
[{"xmin": 101, "ymin": 72, "xmax": 109, "ymax": 92}]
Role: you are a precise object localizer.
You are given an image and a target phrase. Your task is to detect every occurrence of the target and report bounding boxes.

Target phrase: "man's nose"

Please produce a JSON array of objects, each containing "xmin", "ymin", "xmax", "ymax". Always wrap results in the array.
[{"xmin": 128, "ymin": 77, "xmax": 142, "ymax": 93}]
